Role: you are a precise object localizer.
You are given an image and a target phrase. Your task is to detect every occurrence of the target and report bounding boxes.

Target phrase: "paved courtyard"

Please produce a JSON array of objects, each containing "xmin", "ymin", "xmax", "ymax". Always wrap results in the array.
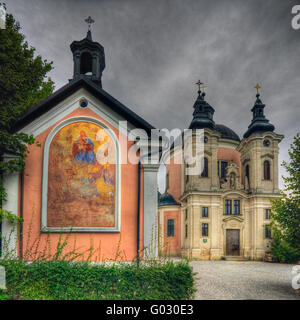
[{"xmin": 189, "ymin": 260, "xmax": 300, "ymax": 300}]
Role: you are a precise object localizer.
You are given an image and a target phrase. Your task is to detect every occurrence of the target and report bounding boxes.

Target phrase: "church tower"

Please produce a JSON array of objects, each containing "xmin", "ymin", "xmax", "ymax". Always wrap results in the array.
[
  {"xmin": 236, "ymin": 84, "xmax": 284, "ymax": 260},
  {"xmin": 238, "ymin": 85, "xmax": 284, "ymax": 194},
  {"xmin": 185, "ymin": 84, "xmax": 220, "ymax": 193},
  {"xmin": 70, "ymin": 16, "xmax": 105, "ymax": 87}
]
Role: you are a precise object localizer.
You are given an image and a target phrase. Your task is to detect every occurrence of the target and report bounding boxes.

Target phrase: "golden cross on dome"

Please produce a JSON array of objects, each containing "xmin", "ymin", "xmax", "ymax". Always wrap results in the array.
[
  {"xmin": 195, "ymin": 80, "xmax": 203, "ymax": 92},
  {"xmin": 85, "ymin": 16, "xmax": 95, "ymax": 31},
  {"xmin": 254, "ymin": 83, "xmax": 261, "ymax": 94}
]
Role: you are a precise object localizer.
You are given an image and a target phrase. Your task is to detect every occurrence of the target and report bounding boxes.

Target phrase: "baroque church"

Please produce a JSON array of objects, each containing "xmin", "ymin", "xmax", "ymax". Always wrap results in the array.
[
  {"xmin": 1, "ymin": 20, "xmax": 283, "ymax": 261},
  {"xmin": 158, "ymin": 84, "xmax": 284, "ymax": 260}
]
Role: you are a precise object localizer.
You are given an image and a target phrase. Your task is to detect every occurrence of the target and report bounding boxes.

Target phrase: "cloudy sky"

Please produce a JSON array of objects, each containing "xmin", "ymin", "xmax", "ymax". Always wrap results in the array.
[{"xmin": 7, "ymin": 0, "xmax": 300, "ymax": 191}]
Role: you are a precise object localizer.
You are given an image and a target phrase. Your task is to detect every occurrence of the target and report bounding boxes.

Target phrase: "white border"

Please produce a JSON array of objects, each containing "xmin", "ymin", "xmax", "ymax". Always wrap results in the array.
[{"xmin": 41, "ymin": 116, "xmax": 121, "ymax": 233}]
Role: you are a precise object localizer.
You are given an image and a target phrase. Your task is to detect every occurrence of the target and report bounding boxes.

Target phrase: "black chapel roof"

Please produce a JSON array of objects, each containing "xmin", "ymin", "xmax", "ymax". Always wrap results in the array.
[
  {"xmin": 12, "ymin": 76, "xmax": 155, "ymax": 134},
  {"xmin": 215, "ymin": 124, "xmax": 240, "ymax": 142},
  {"xmin": 158, "ymin": 191, "xmax": 180, "ymax": 207}
]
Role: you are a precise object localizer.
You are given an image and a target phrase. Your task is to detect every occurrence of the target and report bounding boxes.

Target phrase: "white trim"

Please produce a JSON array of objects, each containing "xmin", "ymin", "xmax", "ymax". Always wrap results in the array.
[
  {"xmin": 19, "ymin": 88, "xmax": 140, "ymax": 138},
  {"xmin": 41, "ymin": 116, "xmax": 121, "ymax": 233}
]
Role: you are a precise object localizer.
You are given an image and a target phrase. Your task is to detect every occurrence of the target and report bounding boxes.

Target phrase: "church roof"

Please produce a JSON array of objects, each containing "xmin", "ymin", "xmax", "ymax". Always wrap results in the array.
[
  {"xmin": 12, "ymin": 76, "xmax": 155, "ymax": 134},
  {"xmin": 243, "ymin": 92, "xmax": 275, "ymax": 139},
  {"xmin": 215, "ymin": 124, "xmax": 240, "ymax": 142},
  {"xmin": 158, "ymin": 191, "xmax": 180, "ymax": 207}
]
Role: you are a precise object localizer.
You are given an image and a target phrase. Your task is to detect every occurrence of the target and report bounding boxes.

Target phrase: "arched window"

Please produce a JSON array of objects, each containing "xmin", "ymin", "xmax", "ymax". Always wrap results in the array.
[
  {"xmin": 245, "ymin": 164, "xmax": 250, "ymax": 185},
  {"xmin": 41, "ymin": 118, "xmax": 120, "ymax": 232},
  {"xmin": 80, "ymin": 52, "xmax": 93, "ymax": 75},
  {"xmin": 201, "ymin": 157, "xmax": 208, "ymax": 177},
  {"xmin": 264, "ymin": 160, "xmax": 271, "ymax": 180}
]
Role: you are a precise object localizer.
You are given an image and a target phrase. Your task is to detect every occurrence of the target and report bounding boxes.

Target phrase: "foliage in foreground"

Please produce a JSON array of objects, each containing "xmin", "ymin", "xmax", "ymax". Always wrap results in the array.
[
  {"xmin": 270, "ymin": 133, "xmax": 300, "ymax": 263},
  {"xmin": 0, "ymin": 259, "xmax": 195, "ymax": 300},
  {"xmin": 0, "ymin": 7, "xmax": 54, "ymax": 224}
]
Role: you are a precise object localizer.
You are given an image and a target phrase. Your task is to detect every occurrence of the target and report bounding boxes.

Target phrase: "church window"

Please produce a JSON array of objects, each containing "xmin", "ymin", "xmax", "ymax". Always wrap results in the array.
[
  {"xmin": 79, "ymin": 98, "xmax": 88, "ymax": 108},
  {"xmin": 166, "ymin": 172, "xmax": 169, "ymax": 191},
  {"xmin": 167, "ymin": 219, "xmax": 175, "ymax": 237},
  {"xmin": 265, "ymin": 209, "xmax": 271, "ymax": 219},
  {"xmin": 221, "ymin": 161, "xmax": 228, "ymax": 179},
  {"xmin": 245, "ymin": 164, "xmax": 250, "ymax": 185},
  {"xmin": 202, "ymin": 223, "xmax": 208, "ymax": 236},
  {"xmin": 80, "ymin": 52, "xmax": 93, "ymax": 75},
  {"xmin": 265, "ymin": 225, "xmax": 272, "ymax": 239},
  {"xmin": 264, "ymin": 160, "xmax": 271, "ymax": 180},
  {"xmin": 225, "ymin": 200, "xmax": 232, "ymax": 215},
  {"xmin": 201, "ymin": 157, "xmax": 208, "ymax": 177},
  {"xmin": 234, "ymin": 200, "xmax": 240, "ymax": 215},
  {"xmin": 202, "ymin": 207, "xmax": 209, "ymax": 218},
  {"xmin": 263, "ymin": 139, "xmax": 270, "ymax": 147},
  {"xmin": 185, "ymin": 224, "xmax": 188, "ymax": 238}
]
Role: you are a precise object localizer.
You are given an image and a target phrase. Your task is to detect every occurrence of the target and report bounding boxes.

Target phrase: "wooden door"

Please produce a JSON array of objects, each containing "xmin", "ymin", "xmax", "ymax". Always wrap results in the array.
[{"xmin": 226, "ymin": 229, "xmax": 240, "ymax": 256}]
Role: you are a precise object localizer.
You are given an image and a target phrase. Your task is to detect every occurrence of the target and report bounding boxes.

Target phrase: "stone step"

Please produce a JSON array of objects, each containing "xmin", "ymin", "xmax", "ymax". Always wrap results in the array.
[{"xmin": 225, "ymin": 256, "xmax": 249, "ymax": 261}]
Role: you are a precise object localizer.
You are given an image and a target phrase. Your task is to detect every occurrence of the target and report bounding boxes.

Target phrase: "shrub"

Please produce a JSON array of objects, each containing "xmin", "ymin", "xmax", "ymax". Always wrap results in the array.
[
  {"xmin": 269, "ymin": 232, "xmax": 300, "ymax": 263},
  {"xmin": 0, "ymin": 259, "xmax": 195, "ymax": 300}
]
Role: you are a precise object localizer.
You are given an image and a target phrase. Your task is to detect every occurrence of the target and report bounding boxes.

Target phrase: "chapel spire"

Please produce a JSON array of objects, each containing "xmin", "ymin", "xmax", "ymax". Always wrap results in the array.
[
  {"xmin": 70, "ymin": 16, "xmax": 105, "ymax": 87},
  {"xmin": 243, "ymin": 84, "xmax": 275, "ymax": 138},
  {"xmin": 189, "ymin": 80, "xmax": 215, "ymax": 130}
]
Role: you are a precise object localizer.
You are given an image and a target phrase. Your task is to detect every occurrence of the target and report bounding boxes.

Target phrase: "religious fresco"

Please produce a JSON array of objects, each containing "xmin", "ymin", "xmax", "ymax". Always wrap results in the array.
[{"xmin": 47, "ymin": 121, "xmax": 116, "ymax": 228}]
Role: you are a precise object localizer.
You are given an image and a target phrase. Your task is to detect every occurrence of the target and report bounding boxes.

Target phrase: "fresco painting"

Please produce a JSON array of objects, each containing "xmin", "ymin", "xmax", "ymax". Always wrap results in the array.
[{"xmin": 47, "ymin": 122, "xmax": 116, "ymax": 228}]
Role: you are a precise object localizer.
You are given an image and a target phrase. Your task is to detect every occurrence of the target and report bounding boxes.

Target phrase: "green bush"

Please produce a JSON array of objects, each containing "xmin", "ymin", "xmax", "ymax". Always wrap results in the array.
[
  {"xmin": 0, "ymin": 259, "xmax": 195, "ymax": 300},
  {"xmin": 269, "ymin": 236, "xmax": 300, "ymax": 263}
]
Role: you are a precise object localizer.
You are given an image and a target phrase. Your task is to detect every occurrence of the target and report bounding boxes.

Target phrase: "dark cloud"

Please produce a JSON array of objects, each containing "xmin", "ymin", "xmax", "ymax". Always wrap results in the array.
[{"xmin": 7, "ymin": 0, "xmax": 300, "ymax": 190}]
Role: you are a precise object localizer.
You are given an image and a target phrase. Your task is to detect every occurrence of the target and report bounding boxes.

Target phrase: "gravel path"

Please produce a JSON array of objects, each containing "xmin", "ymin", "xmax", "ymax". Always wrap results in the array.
[{"xmin": 189, "ymin": 260, "xmax": 300, "ymax": 300}]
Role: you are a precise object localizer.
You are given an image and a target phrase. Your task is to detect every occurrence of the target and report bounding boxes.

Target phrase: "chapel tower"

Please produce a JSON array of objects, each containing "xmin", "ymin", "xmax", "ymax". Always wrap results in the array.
[{"xmin": 70, "ymin": 16, "xmax": 105, "ymax": 87}]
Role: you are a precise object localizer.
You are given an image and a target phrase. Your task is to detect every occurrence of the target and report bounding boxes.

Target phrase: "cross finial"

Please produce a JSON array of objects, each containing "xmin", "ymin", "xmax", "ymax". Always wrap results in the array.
[
  {"xmin": 254, "ymin": 83, "xmax": 261, "ymax": 95},
  {"xmin": 195, "ymin": 80, "xmax": 203, "ymax": 92},
  {"xmin": 85, "ymin": 16, "xmax": 95, "ymax": 31},
  {"xmin": 200, "ymin": 83, "xmax": 207, "ymax": 92}
]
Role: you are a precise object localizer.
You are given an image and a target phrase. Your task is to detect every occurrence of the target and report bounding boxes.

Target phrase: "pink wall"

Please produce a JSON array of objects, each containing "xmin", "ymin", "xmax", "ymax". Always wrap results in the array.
[
  {"xmin": 20, "ymin": 107, "xmax": 143, "ymax": 261},
  {"xmin": 160, "ymin": 209, "xmax": 181, "ymax": 256},
  {"xmin": 165, "ymin": 155, "xmax": 182, "ymax": 202}
]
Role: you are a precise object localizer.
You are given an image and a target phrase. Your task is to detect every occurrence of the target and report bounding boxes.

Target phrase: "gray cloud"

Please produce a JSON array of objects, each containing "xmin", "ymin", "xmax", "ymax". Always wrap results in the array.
[{"xmin": 7, "ymin": 0, "xmax": 300, "ymax": 190}]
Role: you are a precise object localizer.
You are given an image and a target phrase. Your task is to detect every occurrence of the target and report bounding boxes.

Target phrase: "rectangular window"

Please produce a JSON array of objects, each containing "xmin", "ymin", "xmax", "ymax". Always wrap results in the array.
[
  {"xmin": 167, "ymin": 219, "xmax": 175, "ymax": 237},
  {"xmin": 265, "ymin": 209, "xmax": 271, "ymax": 219},
  {"xmin": 202, "ymin": 207, "xmax": 209, "ymax": 218},
  {"xmin": 185, "ymin": 224, "xmax": 188, "ymax": 238},
  {"xmin": 221, "ymin": 161, "xmax": 228, "ymax": 179},
  {"xmin": 234, "ymin": 200, "xmax": 240, "ymax": 215},
  {"xmin": 166, "ymin": 173, "xmax": 169, "ymax": 191},
  {"xmin": 265, "ymin": 225, "xmax": 272, "ymax": 239},
  {"xmin": 225, "ymin": 200, "xmax": 232, "ymax": 215},
  {"xmin": 185, "ymin": 210, "xmax": 188, "ymax": 220},
  {"xmin": 202, "ymin": 223, "xmax": 209, "ymax": 236}
]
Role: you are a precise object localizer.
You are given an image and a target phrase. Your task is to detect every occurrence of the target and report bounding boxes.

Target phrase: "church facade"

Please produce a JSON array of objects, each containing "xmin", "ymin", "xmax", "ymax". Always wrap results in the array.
[{"xmin": 158, "ymin": 87, "xmax": 284, "ymax": 260}]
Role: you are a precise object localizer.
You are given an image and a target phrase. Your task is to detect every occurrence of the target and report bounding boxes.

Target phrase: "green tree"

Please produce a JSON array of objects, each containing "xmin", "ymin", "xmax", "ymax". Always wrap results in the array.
[
  {"xmin": 0, "ymin": 6, "xmax": 54, "ymax": 223},
  {"xmin": 270, "ymin": 133, "xmax": 300, "ymax": 263}
]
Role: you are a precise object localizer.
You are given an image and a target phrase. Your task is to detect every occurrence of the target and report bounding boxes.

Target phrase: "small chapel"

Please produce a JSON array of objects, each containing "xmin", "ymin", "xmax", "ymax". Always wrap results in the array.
[
  {"xmin": 1, "ymin": 20, "xmax": 160, "ymax": 261},
  {"xmin": 1, "ymin": 19, "xmax": 284, "ymax": 261}
]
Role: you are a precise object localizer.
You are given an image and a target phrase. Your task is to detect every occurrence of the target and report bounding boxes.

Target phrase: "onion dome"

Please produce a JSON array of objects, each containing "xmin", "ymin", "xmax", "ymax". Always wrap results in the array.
[
  {"xmin": 189, "ymin": 88, "xmax": 215, "ymax": 130},
  {"xmin": 243, "ymin": 87, "xmax": 275, "ymax": 139}
]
